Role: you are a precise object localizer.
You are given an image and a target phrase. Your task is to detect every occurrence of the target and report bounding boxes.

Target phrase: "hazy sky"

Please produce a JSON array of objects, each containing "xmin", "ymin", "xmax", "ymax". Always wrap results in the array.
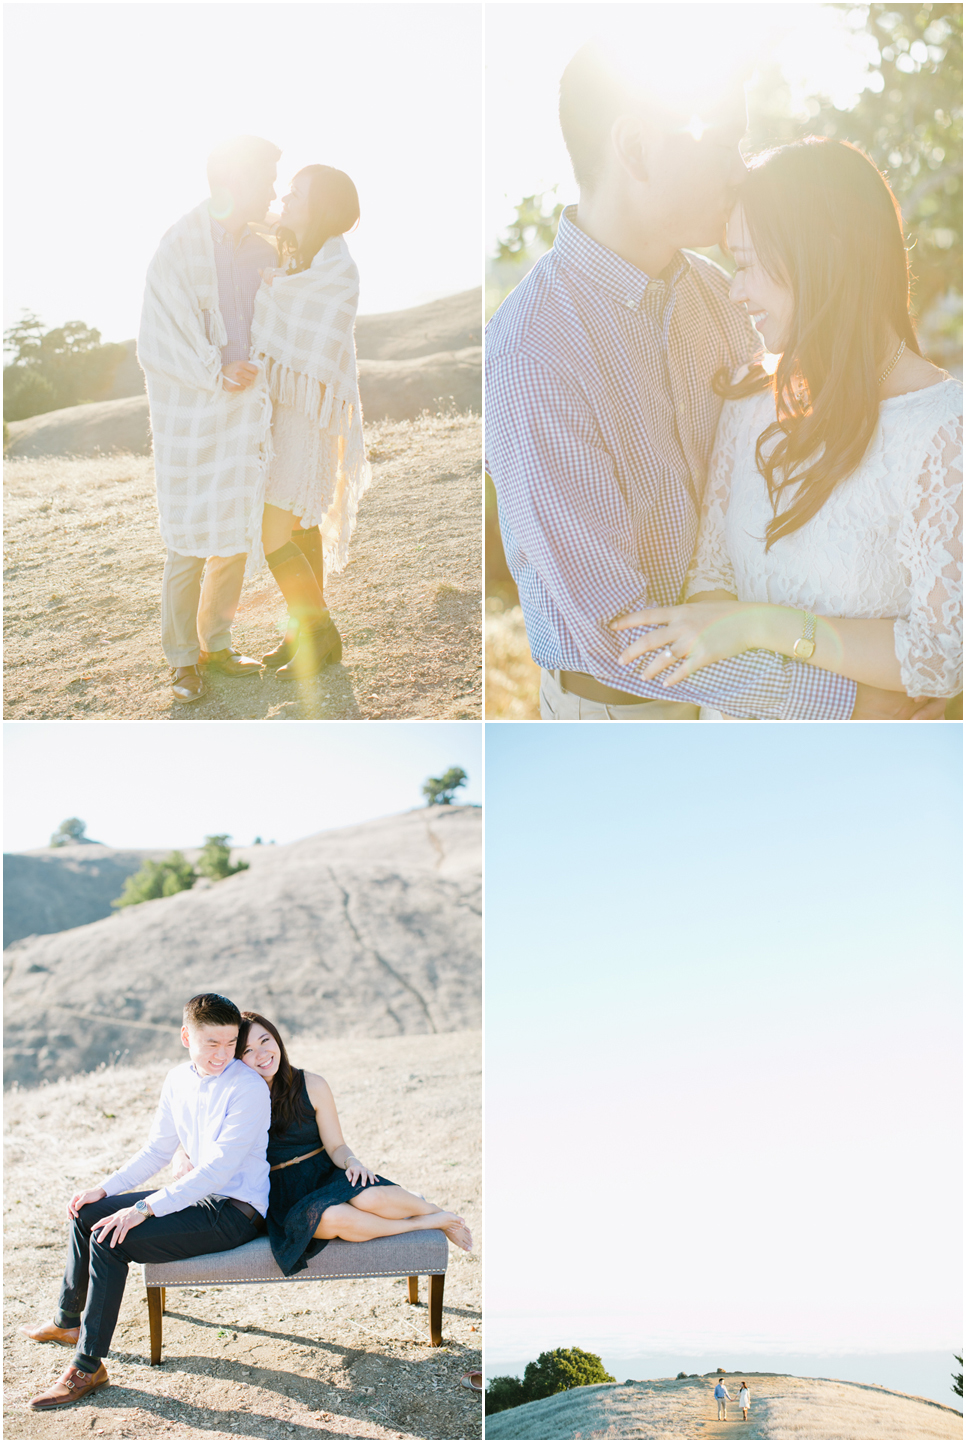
[
  {"xmin": 2, "ymin": 721, "xmax": 482, "ymax": 852},
  {"xmin": 4, "ymin": 3, "xmax": 481, "ymax": 342},
  {"xmin": 485, "ymin": 723, "xmax": 962, "ymax": 1362},
  {"xmin": 485, "ymin": 2, "xmax": 875, "ymax": 249}
]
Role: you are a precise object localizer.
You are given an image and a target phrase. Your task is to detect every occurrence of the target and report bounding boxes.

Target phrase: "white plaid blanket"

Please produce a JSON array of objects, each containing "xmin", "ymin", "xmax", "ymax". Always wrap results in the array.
[
  {"xmin": 138, "ymin": 200, "xmax": 272, "ymax": 570},
  {"xmin": 250, "ymin": 235, "xmax": 371, "ymax": 559}
]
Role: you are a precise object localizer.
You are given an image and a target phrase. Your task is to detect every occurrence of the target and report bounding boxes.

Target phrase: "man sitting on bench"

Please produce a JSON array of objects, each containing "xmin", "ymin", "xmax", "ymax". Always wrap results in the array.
[{"xmin": 23, "ymin": 993, "xmax": 270, "ymax": 1410}]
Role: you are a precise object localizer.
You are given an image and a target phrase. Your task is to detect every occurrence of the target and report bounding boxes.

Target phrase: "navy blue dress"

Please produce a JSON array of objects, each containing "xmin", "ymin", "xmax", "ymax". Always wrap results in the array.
[{"xmin": 266, "ymin": 1071, "xmax": 396, "ymax": 1276}]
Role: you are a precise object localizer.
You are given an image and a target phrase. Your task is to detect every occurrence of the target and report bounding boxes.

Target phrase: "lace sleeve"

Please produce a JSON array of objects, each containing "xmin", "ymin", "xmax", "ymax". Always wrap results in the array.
[
  {"xmin": 684, "ymin": 396, "xmax": 745, "ymax": 597},
  {"xmin": 894, "ymin": 414, "xmax": 963, "ymax": 697}
]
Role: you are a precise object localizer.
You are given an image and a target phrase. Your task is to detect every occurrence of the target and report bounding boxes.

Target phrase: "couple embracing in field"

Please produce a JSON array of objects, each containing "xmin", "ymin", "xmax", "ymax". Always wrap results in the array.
[
  {"xmin": 486, "ymin": 38, "xmax": 963, "ymax": 720},
  {"xmin": 140, "ymin": 135, "xmax": 371, "ymax": 704},
  {"xmin": 22, "ymin": 993, "xmax": 471, "ymax": 1412}
]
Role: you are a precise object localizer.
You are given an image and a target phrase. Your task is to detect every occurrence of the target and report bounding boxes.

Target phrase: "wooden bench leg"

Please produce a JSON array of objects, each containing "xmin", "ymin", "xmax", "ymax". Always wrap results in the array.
[
  {"xmin": 146, "ymin": 1286, "xmax": 164, "ymax": 1365},
  {"xmin": 429, "ymin": 1273, "xmax": 443, "ymax": 1347},
  {"xmin": 160, "ymin": 1286, "xmax": 166, "ymax": 1315},
  {"xmin": 407, "ymin": 1275, "xmax": 419, "ymax": 1305}
]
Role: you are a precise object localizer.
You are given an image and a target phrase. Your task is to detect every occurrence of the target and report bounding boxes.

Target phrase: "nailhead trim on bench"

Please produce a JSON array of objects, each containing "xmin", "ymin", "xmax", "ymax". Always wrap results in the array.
[{"xmin": 146, "ymin": 1266, "xmax": 447, "ymax": 1284}]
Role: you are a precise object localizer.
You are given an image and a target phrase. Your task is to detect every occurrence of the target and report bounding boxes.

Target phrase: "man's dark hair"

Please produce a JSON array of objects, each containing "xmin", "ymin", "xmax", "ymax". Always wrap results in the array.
[
  {"xmin": 559, "ymin": 41, "xmax": 634, "ymax": 192},
  {"xmin": 183, "ymin": 993, "xmax": 241, "ymax": 1029},
  {"xmin": 206, "ymin": 135, "xmax": 281, "ymax": 192}
]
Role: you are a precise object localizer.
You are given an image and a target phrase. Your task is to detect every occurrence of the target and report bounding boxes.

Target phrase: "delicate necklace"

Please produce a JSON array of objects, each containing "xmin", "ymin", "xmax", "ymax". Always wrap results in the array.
[{"xmin": 877, "ymin": 339, "xmax": 905, "ymax": 385}]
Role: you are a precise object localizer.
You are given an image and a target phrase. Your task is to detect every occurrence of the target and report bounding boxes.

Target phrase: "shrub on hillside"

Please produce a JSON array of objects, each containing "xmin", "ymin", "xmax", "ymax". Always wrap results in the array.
[
  {"xmin": 196, "ymin": 834, "xmax": 249, "ymax": 881},
  {"xmin": 112, "ymin": 852, "xmax": 198, "ymax": 908},
  {"xmin": 485, "ymin": 1347, "xmax": 615, "ymax": 1415}
]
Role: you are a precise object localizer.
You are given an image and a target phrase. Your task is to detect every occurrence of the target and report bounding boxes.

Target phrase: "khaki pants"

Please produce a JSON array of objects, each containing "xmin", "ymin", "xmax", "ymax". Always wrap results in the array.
[
  {"xmin": 539, "ymin": 668, "xmax": 699, "ymax": 721},
  {"xmin": 717, "ymin": 1400, "xmax": 728, "ymax": 1419},
  {"xmin": 161, "ymin": 551, "xmax": 247, "ymax": 667}
]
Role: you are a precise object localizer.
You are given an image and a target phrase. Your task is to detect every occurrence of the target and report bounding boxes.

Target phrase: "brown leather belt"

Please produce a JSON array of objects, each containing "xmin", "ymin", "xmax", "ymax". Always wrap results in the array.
[
  {"xmin": 270, "ymin": 1145, "xmax": 326, "ymax": 1173},
  {"xmin": 225, "ymin": 1197, "xmax": 262, "ymax": 1223},
  {"xmin": 559, "ymin": 670, "xmax": 654, "ymax": 707}
]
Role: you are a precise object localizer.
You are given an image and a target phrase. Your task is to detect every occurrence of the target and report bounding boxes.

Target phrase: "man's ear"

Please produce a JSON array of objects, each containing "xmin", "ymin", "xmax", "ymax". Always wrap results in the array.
[
  {"xmin": 611, "ymin": 115, "xmax": 651, "ymax": 184},
  {"xmin": 180, "ymin": 1025, "xmax": 190, "ymax": 1051}
]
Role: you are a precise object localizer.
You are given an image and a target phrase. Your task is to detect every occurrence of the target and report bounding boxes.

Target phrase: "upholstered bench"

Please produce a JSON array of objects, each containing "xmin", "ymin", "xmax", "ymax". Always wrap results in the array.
[{"xmin": 142, "ymin": 1230, "xmax": 448, "ymax": 1362}]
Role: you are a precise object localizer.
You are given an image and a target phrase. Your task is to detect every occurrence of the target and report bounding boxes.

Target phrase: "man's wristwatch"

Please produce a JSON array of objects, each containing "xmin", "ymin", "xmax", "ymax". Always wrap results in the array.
[
  {"xmin": 134, "ymin": 1199, "xmax": 154, "ymax": 1217},
  {"xmin": 792, "ymin": 610, "xmax": 817, "ymax": 660}
]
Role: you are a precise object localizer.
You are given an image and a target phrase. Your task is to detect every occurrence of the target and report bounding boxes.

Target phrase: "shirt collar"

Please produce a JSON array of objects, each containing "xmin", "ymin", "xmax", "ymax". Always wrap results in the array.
[
  {"xmin": 209, "ymin": 215, "xmax": 252, "ymax": 247},
  {"xmin": 554, "ymin": 205, "xmax": 690, "ymax": 312}
]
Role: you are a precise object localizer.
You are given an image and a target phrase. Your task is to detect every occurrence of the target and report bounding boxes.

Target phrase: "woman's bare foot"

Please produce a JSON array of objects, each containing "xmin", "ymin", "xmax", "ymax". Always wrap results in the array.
[{"xmin": 439, "ymin": 1212, "xmax": 473, "ymax": 1251}]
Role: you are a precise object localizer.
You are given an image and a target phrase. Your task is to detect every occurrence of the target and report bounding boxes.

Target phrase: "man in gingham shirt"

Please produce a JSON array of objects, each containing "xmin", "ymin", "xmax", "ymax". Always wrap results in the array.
[{"xmin": 486, "ymin": 43, "xmax": 930, "ymax": 720}]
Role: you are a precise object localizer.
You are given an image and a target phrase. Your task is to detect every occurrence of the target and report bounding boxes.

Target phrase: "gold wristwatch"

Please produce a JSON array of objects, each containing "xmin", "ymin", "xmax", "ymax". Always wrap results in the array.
[{"xmin": 792, "ymin": 611, "xmax": 817, "ymax": 660}]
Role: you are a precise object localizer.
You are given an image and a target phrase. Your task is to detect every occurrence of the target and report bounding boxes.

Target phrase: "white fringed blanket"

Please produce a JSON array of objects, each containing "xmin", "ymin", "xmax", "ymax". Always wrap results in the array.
[
  {"xmin": 138, "ymin": 201, "xmax": 272, "ymax": 568},
  {"xmin": 250, "ymin": 235, "xmax": 371, "ymax": 570}
]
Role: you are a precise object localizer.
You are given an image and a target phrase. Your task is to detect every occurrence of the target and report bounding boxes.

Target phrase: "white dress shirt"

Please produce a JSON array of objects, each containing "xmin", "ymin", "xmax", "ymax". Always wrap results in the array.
[{"xmin": 99, "ymin": 1058, "xmax": 271, "ymax": 1218}]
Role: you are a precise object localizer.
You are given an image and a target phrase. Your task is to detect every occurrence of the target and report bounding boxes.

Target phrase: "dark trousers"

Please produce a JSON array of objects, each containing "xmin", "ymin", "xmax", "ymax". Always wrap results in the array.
[{"xmin": 55, "ymin": 1191, "xmax": 259, "ymax": 1366}]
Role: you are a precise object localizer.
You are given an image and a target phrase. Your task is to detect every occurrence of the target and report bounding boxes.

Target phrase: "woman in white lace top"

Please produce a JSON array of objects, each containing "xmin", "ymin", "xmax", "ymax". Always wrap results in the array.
[{"xmin": 612, "ymin": 138, "xmax": 962, "ymax": 712}]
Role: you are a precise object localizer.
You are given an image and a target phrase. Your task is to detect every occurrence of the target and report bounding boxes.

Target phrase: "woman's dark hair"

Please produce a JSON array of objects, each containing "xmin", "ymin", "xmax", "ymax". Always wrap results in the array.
[
  {"xmin": 278, "ymin": 165, "xmax": 360, "ymax": 274},
  {"xmin": 237, "ymin": 1011, "xmax": 313, "ymax": 1137},
  {"xmin": 716, "ymin": 137, "xmax": 920, "ymax": 550}
]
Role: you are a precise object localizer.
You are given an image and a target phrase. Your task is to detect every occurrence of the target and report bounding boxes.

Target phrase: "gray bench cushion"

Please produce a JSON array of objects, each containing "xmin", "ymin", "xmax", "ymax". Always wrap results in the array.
[{"xmin": 143, "ymin": 1230, "xmax": 448, "ymax": 1287}]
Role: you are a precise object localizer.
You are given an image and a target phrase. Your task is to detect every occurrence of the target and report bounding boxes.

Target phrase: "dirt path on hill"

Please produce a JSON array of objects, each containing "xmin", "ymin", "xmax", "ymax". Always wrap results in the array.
[{"xmin": 3, "ymin": 413, "xmax": 480, "ymax": 720}]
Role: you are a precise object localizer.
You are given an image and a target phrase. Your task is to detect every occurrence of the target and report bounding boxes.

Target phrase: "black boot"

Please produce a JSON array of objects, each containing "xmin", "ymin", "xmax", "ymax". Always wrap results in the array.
[
  {"xmin": 262, "ymin": 618, "xmax": 299, "ymax": 669},
  {"xmin": 265, "ymin": 541, "xmax": 342, "ymax": 679},
  {"xmin": 262, "ymin": 528, "xmax": 325, "ymax": 667}
]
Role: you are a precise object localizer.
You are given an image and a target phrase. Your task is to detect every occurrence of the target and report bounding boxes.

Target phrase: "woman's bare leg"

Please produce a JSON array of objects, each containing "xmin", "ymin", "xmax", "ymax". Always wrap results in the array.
[
  {"xmin": 314, "ymin": 1203, "xmax": 472, "ymax": 1249},
  {"xmin": 262, "ymin": 503, "xmax": 299, "ymax": 554},
  {"xmin": 347, "ymin": 1185, "xmax": 439, "ymax": 1220}
]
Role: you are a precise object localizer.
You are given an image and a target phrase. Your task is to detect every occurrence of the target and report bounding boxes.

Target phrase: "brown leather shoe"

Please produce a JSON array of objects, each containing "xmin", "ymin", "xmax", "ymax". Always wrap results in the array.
[
  {"xmin": 199, "ymin": 647, "xmax": 261, "ymax": 676},
  {"xmin": 30, "ymin": 1362, "xmax": 109, "ymax": 1409},
  {"xmin": 171, "ymin": 664, "xmax": 205, "ymax": 702},
  {"xmin": 21, "ymin": 1321, "xmax": 80, "ymax": 1346}
]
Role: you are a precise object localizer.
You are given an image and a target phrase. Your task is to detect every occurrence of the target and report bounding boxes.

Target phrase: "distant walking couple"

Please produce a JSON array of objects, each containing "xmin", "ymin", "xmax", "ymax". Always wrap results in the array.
[
  {"xmin": 23, "ymin": 993, "xmax": 471, "ymax": 1411},
  {"xmin": 486, "ymin": 37, "xmax": 962, "ymax": 720},
  {"xmin": 715, "ymin": 1379, "xmax": 750, "ymax": 1421},
  {"xmin": 139, "ymin": 136, "xmax": 372, "ymax": 704}
]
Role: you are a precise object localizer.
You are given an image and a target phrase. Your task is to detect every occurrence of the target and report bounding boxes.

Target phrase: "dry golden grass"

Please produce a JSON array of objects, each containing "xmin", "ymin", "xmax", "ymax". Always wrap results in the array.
[
  {"xmin": 484, "ymin": 601, "xmax": 540, "ymax": 720},
  {"xmin": 3, "ymin": 412, "xmax": 481, "ymax": 721}
]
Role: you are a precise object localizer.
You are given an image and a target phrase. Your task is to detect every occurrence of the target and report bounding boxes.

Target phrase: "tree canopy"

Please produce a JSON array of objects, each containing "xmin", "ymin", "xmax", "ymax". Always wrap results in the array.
[
  {"xmin": 49, "ymin": 818, "xmax": 88, "ymax": 848},
  {"xmin": 485, "ymin": 1347, "xmax": 616, "ymax": 1415},
  {"xmin": 421, "ymin": 767, "xmax": 469, "ymax": 806},
  {"xmin": 3, "ymin": 312, "xmax": 128, "ymax": 422}
]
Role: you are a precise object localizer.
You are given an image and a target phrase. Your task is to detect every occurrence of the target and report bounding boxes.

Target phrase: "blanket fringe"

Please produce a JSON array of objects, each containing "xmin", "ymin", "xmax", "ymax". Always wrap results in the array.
[{"xmin": 255, "ymin": 356, "xmax": 372, "ymax": 575}]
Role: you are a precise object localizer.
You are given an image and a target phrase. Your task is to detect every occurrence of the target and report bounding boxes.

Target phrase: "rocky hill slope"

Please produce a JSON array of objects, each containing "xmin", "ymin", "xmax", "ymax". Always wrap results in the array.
[
  {"xmin": 3, "ymin": 805, "xmax": 480, "ymax": 1089},
  {"xmin": 4, "ymin": 289, "xmax": 481, "ymax": 457},
  {"xmin": 485, "ymin": 1372, "xmax": 963, "ymax": 1440}
]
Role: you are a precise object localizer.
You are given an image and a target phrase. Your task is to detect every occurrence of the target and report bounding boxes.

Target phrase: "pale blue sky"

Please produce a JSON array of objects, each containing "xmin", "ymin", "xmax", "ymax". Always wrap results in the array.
[
  {"xmin": 3, "ymin": 721, "xmax": 481, "ymax": 852},
  {"xmin": 485, "ymin": 724, "xmax": 962, "ymax": 1361}
]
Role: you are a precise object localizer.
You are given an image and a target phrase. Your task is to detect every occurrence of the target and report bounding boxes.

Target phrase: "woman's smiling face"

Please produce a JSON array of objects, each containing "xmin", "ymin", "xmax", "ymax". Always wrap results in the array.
[
  {"xmin": 726, "ymin": 203, "xmax": 794, "ymax": 354},
  {"xmin": 240, "ymin": 1024, "xmax": 281, "ymax": 1084}
]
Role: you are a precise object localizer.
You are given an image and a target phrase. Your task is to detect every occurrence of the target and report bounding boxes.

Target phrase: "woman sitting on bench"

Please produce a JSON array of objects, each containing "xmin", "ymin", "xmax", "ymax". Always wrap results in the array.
[{"xmin": 235, "ymin": 1012, "xmax": 472, "ymax": 1276}]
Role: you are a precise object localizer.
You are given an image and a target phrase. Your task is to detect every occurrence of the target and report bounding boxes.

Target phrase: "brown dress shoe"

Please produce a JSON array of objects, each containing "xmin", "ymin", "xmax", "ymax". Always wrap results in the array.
[
  {"xmin": 30, "ymin": 1362, "xmax": 109, "ymax": 1409},
  {"xmin": 21, "ymin": 1321, "xmax": 80, "ymax": 1346},
  {"xmin": 199, "ymin": 647, "xmax": 261, "ymax": 676},
  {"xmin": 171, "ymin": 664, "xmax": 205, "ymax": 702}
]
